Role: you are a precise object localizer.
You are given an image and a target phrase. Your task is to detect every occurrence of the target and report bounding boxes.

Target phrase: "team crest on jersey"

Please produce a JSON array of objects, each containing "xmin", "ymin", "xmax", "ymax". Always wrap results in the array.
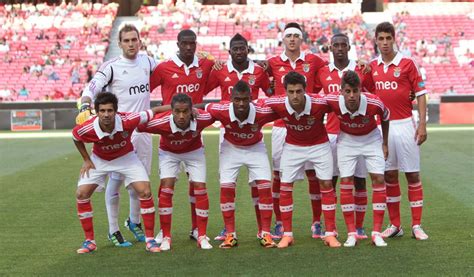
[
  {"xmin": 307, "ymin": 116, "xmax": 315, "ymax": 125},
  {"xmin": 196, "ymin": 69, "xmax": 203, "ymax": 79},
  {"xmin": 121, "ymin": 131, "xmax": 129, "ymax": 139},
  {"xmin": 248, "ymin": 75, "xmax": 256, "ymax": 85},
  {"xmin": 283, "ymin": 117, "xmax": 289, "ymax": 121},
  {"xmin": 303, "ymin": 63, "xmax": 310, "ymax": 73},
  {"xmin": 226, "ymin": 124, "xmax": 232, "ymax": 128},
  {"xmin": 251, "ymin": 124, "xmax": 259, "ymax": 132},
  {"xmin": 394, "ymin": 67, "xmax": 401, "ymax": 78},
  {"xmin": 143, "ymin": 68, "xmax": 149, "ymax": 76},
  {"xmin": 192, "ymin": 131, "xmax": 198, "ymax": 138},
  {"xmin": 362, "ymin": 117, "xmax": 370, "ymax": 124}
]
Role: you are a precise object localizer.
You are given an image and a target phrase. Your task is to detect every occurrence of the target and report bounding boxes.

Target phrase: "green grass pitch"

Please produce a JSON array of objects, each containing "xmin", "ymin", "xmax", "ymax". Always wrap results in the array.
[{"xmin": 0, "ymin": 125, "xmax": 473, "ymax": 275}]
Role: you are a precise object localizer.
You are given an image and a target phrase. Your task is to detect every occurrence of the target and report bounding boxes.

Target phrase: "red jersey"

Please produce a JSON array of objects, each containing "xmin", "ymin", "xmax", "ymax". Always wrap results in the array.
[
  {"xmin": 150, "ymin": 54, "xmax": 214, "ymax": 104},
  {"xmin": 267, "ymin": 52, "xmax": 327, "ymax": 127},
  {"xmin": 325, "ymin": 93, "xmax": 390, "ymax": 136},
  {"xmin": 315, "ymin": 60, "xmax": 375, "ymax": 134},
  {"xmin": 370, "ymin": 52, "xmax": 427, "ymax": 120},
  {"xmin": 137, "ymin": 110, "xmax": 215, "ymax": 154},
  {"xmin": 205, "ymin": 60, "xmax": 271, "ymax": 101},
  {"xmin": 72, "ymin": 111, "xmax": 153, "ymax": 161},
  {"xmin": 264, "ymin": 94, "xmax": 330, "ymax": 146},
  {"xmin": 205, "ymin": 102, "xmax": 278, "ymax": 146}
]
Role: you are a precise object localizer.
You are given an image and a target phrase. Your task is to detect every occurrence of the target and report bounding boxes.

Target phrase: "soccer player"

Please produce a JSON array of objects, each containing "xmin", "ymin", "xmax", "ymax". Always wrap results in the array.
[
  {"xmin": 264, "ymin": 71, "xmax": 340, "ymax": 248},
  {"xmin": 204, "ymin": 33, "xmax": 272, "ymax": 241},
  {"xmin": 150, "ymin": 29, "xmax": 215, "ymax": 242},
  {"xmin": 266, "ymin": 22, "xmax": 327, "ymax": 239},
  {"xmin": 137, "ymin": 94, "xmax": 215, "ymax": 250},
  {"xmin": 315, "ymin": 33, "xmax": 376, "ymax": 239},
  {"xmin": 72, "ymin": 92, "xmax": 162, "ymax": 254},
  {"xmin": 325, "ymin": 70, "xmax": 389, "ymax": 247},
  {"xmin": 205, "ymin": 81, "xmax": 279, "ymax": 248},
  {"xmin": 370, "ymin": 22, "xmax": 429, "ymax": 240},
  {"xmin": 76, "ymin": 24, "xmax": 156, "ymax": 246}
]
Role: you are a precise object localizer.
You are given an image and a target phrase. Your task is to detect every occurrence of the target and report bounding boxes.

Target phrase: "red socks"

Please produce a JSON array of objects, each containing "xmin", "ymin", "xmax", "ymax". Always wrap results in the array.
[
  {"xmin": 188, "ymin": 184, "xmax": 197, "ymax": 230},
  {"xmin": 220, "ymin": 183, "xmax": 236, "ymax": 233},
  {"xmin": 279, "ymin": 182, "xmax": 294, "ymax": 236},
  {"xmin": 340, "ymin": 182, "xmax": 356, "ymax": 233},
  {"xmin": 272, "ymin": 171, "xmax": 282, "ymax": 223},
  {"xmin": 256, "ymin": 180, "xmax": 273, "ymax": 234},
  {"xmin": 386, "ymin": 182, "xmax": 401, "ymax": 227},
  {"xmin": 355, "ymin": 189, "xmax": 367, "ymax": 229},
  {"xmin": 194, "ymin": 187, "xmax": 209, "ymax": 237},
  {"xmin": 372, "ymin": 184, "xmax": 387, "ymax": 232},
  {"xmin": 321, "ymin": 187, "xmax": 337, "ymax": 233},
  {"xmin": 408, "ymin": 182, "xmax": 424, "ymax": 226},
  {"xmin": 306, "ymin": 170, "xmax": 322, "ymax": 224},
  {"xmin": 77, "ymin": 198, "xmax": 94, "ymax": 241},
  {"xmin": 139, "ymin": 196, "xmax": 156, "ymax": 240},
  {"xmin": 158, "ymin": 186, "xmax": 174, "ymax": 238}
]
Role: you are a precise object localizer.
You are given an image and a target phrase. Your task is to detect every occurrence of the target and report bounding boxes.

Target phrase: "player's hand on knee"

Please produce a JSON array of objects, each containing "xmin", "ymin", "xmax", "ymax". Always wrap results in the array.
[{"xmin": 80, "ymin": 159, "xmax": 96, "ymax": 178}]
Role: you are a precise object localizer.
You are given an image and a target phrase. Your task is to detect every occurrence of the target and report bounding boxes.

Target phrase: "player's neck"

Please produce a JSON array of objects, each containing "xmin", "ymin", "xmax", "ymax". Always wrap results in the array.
[
  {"xmin": 178, "ymin": 54, "xmax": 194, "ymax": 66},
  {"xmin": 232, "ymin": 60, "xmax": 249, "ymax": 72},
  {"xmin": 334, "ymin": 58, "xmax": 350, "ymax": 71},
  {"xmin": 285, "ymin": 49, "xmax": 301, "ymax": 62},
  {"xmin": 99, "ymin": 121, "xmax": 114, "ymax": 133},
  {"xmin": 381, "ymin": 51, "xmax": 397, "ymax": 64},
  {"xmin": 235, "ymin": 109, "xmax": 249, "ymax": 122},
  {"xmin": 292, "ymin": 98, "xmax": 306, "ymax": 114}
]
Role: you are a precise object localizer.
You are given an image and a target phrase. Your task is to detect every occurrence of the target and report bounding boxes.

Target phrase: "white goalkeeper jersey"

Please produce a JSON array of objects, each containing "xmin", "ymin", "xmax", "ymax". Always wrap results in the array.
[{"xmin": 83, "ymin": 54, "xmax": 157, "ymax": 112}]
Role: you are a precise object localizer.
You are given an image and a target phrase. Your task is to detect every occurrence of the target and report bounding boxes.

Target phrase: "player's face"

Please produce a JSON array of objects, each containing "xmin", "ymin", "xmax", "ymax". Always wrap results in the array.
[
  {"xmin": 330, "ymin": 36, "xmax": 350, "ymax": 61},
  {"xmin": 172, "ymin": 102, "xmax": 192, "ymax": 129},
  {"xmin": 341, "ymin": 84, "xmax": 360, "ymax": 112},
  {"xmin": 376, "ymin": 32, "xmax": 395, "ymax": 56},
  {"xmin": 286, "ymin": 83, "xmax": 306, "ymax": 109},
  {"xmin": 119, "ymin": 31, "xmax": 141, "ymax": 59},
  {"xmin": 229, "ymin": 41, "xmax": 248, "ymax": 64},
  {"xmin": 283, "ymin": 33, "xmax": 302, "ymax": 52},
  {"xmin": 231, "ymin": 91, "xmax": 251, "ymax": 115},
  {"xmin": 97, "ymin": 103, "xmax": 116, "ymax": 126},
  {"xmin": 177, "ymin": 35, "xmax": 197, "ymax": 60}
]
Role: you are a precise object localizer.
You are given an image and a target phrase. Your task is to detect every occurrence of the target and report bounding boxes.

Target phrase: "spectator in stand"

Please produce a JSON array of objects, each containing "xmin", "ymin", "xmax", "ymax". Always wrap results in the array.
[
  {"xmin": 52, "ymin": 88, "xmax": 65, "ymax": 100},
  {"xmin": 36, "ymin": 30, "xmax": 49, "ymax": 40},
  {"xmin": 46, "ymin": 66, "xmax": 60, "ymax": 81},
  {"xmin": 0, "ymin": 86, "xmax": 12, "ymax": 101},
  {"xmin": 18, "ymin": 85, "xmax": 29, "ymax": 98},
  {"xmin": 70, "ymin": 65, "xmax": 81, "ymax": 85},
  {"xmin": 30, "ymin": 63, "xmax": 43, "ymax": 77},
  {"xmin": 445, "ymin": 86, "xmax": 457, "ymax": 95}
]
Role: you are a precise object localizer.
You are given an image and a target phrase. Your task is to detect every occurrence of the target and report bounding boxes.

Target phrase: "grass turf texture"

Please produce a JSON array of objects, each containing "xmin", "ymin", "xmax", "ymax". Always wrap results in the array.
[{"xmin": 0, "ymin": 125, "xmax": 473, "ymax": 275}]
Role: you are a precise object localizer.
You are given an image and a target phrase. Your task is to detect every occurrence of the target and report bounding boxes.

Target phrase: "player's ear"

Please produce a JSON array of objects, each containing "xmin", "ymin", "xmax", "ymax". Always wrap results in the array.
[{"xmin": 347, "ymin": 44, "xmax": 351, "ymax": 52}]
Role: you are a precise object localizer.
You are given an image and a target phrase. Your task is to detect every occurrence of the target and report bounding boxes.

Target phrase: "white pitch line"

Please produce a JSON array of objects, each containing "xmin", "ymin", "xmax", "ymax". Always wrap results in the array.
[{"xmin": 0, "ymin": 126, "xmax": 473, "ymax": 139}]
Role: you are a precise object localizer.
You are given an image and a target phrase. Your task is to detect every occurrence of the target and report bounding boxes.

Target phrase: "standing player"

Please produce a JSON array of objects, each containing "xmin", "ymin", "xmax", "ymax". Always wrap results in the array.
[
  {"xmin": 150, "ymin": 29, "xmax": 215, "ymax": 241},
  {"xmin": 205, "ymin": 81, "xmax": 279, "ymax": 248},
  {"xmin": 204, "ymin": 33, "xmax": 272, "ymax": 241},
  {"xmin": 370, "ymin": 22, "xmax": 429, "ymax": 240},
  {"xmin": 137, "ymin": 94, "xmax": 215, "ymax": 250},
  {"xmin": 76, "ymin": 24, "xmax": 156, "ymax": 246},
  {"xmin": 72, "ymin": 92, "xmax": 162, "ymax": 254},
  {"xmin": 266, "ymin": 22, "xmax": 327, "ymax": 239},
  {"xmin": 315, "ymin": 33, "xmax": 376, "ymax": 239},
  {"xmin": 264, "ymin": 72, "xmax": 340, "ymax": 248},
  {"xmin": 325, "ymin": 71, "xmax": 389, "ymax": 247}
]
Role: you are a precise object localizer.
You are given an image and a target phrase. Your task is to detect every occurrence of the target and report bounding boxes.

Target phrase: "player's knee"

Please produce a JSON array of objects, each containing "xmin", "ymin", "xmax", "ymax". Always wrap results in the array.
[
  {"xmin": 192, "ymin": 182, "xmax": 206, "ymax": 189},
  {"xmin": 354, "ymin": 177, "xmax": 367, "ymax": 189},
  {"xmin": 384, "ymin": 171, "xmax": 398, "ymax": 183},
  {"xmin": 133, "ymin": 182, "xmax": 152, "ymax": 199},
  {"xmin": 340, "ymin": 176, "xmax": 354, "ymax": 184},
  {"xmin": 319, "ymin": 180, "xmax": 333, "ymax": 189},
  {"xmin": 405, "ymin": 172, "xmax": 420, "ymax": 183},
  {"xmin": 76, "ymin": 187, "xmax": 93, "ymax": 200},
  {"xmin": 369, "ymin": 174, "xmax": 384, "ymax": 186}
]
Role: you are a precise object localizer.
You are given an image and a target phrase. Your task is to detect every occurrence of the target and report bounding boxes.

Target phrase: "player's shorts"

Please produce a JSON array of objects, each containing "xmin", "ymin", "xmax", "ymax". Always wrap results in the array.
[
  {"xmin": 385, "ymin": 117, "xmax": 420, "ymax": 172},
  {"xmin": 159, "ymin": 147, "xmax": 206, "ymax": 183},
  {"xmin": 219, "ymin": 139, "xmax": 271, "ymax": 184},
  {"xmin": 110, "ymin": 131, "xmax": 152, "ymax": 180},
  {"xmin": 330, "ymin": 133, "xmax": 368, "ymax": 178},
  {"xmin": 280, "ymin": 142, "xmax": 333, "ymax": 183},
  {"xmin": 272, "ymin": 126, "xmax": 312, "ymax": 175},
  {"xmin": 78, "ymin": 152, "xmax": 149, "ymax": 189},
  {"xmin": 337, "ymin": 129, "xmax": 384, "ymax": 178}
]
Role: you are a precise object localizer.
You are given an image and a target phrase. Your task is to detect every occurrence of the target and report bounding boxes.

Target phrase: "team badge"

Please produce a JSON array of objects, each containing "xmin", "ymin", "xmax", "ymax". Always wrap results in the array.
[
  {"xmin": 303, "ymin": 63, "xmax": 310, "ymax": 73},
  {"xmin": 394, "ymin": 67, "xmax": 401, "ymax": 78},
  {"xmin": 248, "ymin": 75, "xmax": 256, "ymax": 86},
  {"xmin": 192, "ymin": 132, "xmax": 198, "ymax": 138},
  {"xmin": 121, "ymin": 131, "xmax": 129, "ymax": 139},
  {"xmin": 307, "ymin": 116, "xmax": 315, "ymax": 125},
  {"xmin": 251, "ymin": 124, "xmax": 259, "ymax": 132},
  {"xmin": 362, "ymin": 117, "xmax": 370, "ymax": 124},
  {"xmin": 196, "ymin": 69, "xmax": 203, "ymax": 79},
  {"xmin": 143, "ymin": 68, "xmax": 149, "ymax": 76},
  {"xmin": 283, "ymin": 117, "xmax": 289, "ymax": 121}
]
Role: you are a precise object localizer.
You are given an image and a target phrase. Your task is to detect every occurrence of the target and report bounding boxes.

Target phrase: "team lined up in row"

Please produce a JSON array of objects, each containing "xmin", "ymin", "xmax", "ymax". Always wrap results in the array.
[{"xmin": 72, "ymin": 21, "xmax": 428, "ymax": 253}]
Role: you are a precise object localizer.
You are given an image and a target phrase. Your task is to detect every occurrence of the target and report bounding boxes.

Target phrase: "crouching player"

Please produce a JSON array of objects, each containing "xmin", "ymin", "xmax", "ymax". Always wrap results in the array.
[
  {"xmin": 137, "ymin": 94, "xmax": 215, "ymax": 251},
  {"xmin": 205, "ymin": 81, "xmax": 279, "ymax": 248},
  {"xmin": 325, "ymin": 70, "xmax": 390, "ymax": 247},
  {"xmin": 72, "ymin": 92, "xmax": 164, "ymax": 254}
]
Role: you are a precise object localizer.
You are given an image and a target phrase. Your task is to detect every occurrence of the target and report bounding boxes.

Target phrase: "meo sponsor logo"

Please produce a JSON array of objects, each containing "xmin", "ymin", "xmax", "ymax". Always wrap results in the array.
[
  {"xmin": 176, "ymin": 83, "xmax": 200, "ymax": 94},
  {"xmin": 328, "ymin": 83, "xmax": 340, "ymax": 93},
  {"xmin": 129, "ymin": 83, "xmax": 150, "ymax": 95},
  {"xmin": 101, "ymin": 140, "xmax": 127, "ymax": 151},
  {"xmin": 341, "ymin": 121, "xmax": 366, "ymax": 128},
  {"xmin": 170, "ymin": 138, "xmax": 192, "ymax": 145},
  {"xmin": 287, "ymin": 124, "xmax": 311, "ymax": 131},
  {"xmin": 229, "ymin": 131, "xmax": 254, "ymax": 139},
  {"xmin": 375, "ymin": 81, "xmax": 398, "ymax": 90}
]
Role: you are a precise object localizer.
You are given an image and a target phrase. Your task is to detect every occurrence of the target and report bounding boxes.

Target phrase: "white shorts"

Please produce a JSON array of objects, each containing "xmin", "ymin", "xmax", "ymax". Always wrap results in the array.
[
  {"xmin": 280, "ymin": 142, "xmax": 333, "ymax": 183},
  {"xmin": 385, "ymin": 117, "xmax": 420, "ymax": 172},
  {"xmin": 330, "ymin": 133, "xmax": 368, "ymax": 178},
  {"xmin": 110, "ymin": 131, "xmax": 152, "ymax": 180},
  {"xmin": 159, "ymin": 147, "xmax": 206, "ymax": 183},
  {"xmin": 78, "ymin": 152, "xmax": 149, "ymax": 188},
  {"xmin": 337, "ymin": 129, "xmax": 384, "ymax": 178},
  {"xmin": 219, "ymin": 139, "xmax": 272, "ymax": 184},
  {"xmin": 272, "ymin": 126, "xmax": 312, "ymax": 174}
]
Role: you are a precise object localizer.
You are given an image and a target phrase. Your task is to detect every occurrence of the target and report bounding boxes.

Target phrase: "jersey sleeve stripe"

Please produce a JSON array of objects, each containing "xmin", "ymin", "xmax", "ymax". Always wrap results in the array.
[
  {"xmin": 415, "ymin": 89, "xmax": 428, "ymax": 97},
  {"xmin": 77, "ymin": 124, "xmax": 94, "ymax": 136}
]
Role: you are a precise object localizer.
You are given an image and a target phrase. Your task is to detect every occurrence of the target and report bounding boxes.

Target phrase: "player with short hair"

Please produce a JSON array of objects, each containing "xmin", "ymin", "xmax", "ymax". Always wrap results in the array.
[
  {"xmin": 205, "ymin": 80, "xmax": 279, "ymax": 248},
  {"xmin": 137, "ymin": 94, "xmax": 215, "ymax": 251},
  {"xmin": 266, "ymin": 22, "xmax": 328, "ymax": 239},
  {"xmin": 76, "ymin": 24, "xmax": 156, "ymax": 246},
  {"xmin": 150, "ymin": 29, "xmax": 215, "ymax": 242},
  {"xmin": 325, "ymin": 70, "xmax": 389, "ymax": 247},
  {"xmin": 72, "ymin": 92, "xmax": 164, "ymax": 254},
  {"xmin": 314, "ymin": 33, "xmax": 376, "ymax": 239},
  {"xmin": 371, "ymin": 22, "xmax": 429, "ymax": 240},
  {"xmin": 205, "ymin": 33, "xmax": 272, "ymax": 241},
  {"xmin": 264, "ymin": 71, "xmax": 340, "ymax": 248}
]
